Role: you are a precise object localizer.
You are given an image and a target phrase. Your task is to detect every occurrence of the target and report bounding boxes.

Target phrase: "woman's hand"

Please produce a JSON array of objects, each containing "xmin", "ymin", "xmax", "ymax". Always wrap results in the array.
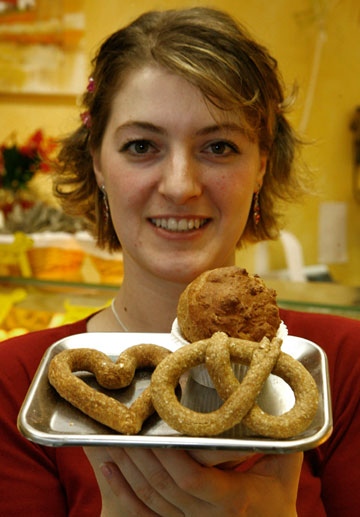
[{"xmin": 84, "ymin": 446, "xmax": 303, "ymax": 516}]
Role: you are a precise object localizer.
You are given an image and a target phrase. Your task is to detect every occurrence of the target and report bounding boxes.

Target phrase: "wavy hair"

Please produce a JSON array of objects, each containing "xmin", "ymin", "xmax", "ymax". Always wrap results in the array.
[{"xmin": 54, "ymin": 7, "xmax": 306, "ymax": 251}]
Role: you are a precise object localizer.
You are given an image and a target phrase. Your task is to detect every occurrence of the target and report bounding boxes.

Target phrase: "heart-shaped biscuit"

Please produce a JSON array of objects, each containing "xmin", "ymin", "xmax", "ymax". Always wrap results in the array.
[{"xmin": 48, "ymin": 343, "xmax": 171, "ymax": 434}]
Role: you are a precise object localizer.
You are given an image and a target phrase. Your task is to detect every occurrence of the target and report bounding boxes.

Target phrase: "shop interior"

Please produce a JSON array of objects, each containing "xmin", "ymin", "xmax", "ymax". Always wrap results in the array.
[{"xmin": 0, "ymin": 0, "xmax": 359, "ymax": 340}]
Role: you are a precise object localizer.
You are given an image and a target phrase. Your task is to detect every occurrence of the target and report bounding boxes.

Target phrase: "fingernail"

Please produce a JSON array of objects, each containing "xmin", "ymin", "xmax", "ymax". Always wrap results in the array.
[{"xmin": 100, "ymin": 462, "xmax": 112, "ymax": 480}]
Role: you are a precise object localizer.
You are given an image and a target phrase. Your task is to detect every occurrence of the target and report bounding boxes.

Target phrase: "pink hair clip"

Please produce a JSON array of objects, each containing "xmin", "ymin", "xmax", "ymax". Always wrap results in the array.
[
  {"xmin": 87, "ymin": 76, "xmax": 95, "ymax": 92},
  {"xmin": 80, "ymin": 111, "xmax": 91, "ymax": 128}
]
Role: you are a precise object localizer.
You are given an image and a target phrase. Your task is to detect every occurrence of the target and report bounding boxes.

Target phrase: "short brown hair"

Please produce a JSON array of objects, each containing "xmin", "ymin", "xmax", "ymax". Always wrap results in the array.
[{"xmin": 54, "ymin": 7, "xmax": 306, "ymax": 251}]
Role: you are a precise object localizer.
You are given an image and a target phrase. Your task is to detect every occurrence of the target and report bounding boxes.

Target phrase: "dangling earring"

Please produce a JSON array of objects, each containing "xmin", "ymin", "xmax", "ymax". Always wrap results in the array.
[
  {"xmin": 101, "ymin": 184, "xmax": 109, "ymax": 222},
  {"xmin": 253, "ymin": 189, "xmax": 260, "ymax": 226}
]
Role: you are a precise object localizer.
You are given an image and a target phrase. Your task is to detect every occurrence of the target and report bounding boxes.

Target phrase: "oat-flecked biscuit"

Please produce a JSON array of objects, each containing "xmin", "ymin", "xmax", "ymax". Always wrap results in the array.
[
  {"xmin": 151, "ymin": 332, "xmax": 319, "ymax": 438},
  {"xmin": 177, "ymin": 266, "xmax": 281, "ymax": 342},
  {"xmin": 48, "ymin": 343, "xmax": 171, "ymax": 434}
]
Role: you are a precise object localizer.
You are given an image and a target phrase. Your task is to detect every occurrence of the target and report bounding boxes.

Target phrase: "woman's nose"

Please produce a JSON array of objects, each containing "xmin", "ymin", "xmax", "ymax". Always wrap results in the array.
[{"xmin": 158, "ymin": 152, "xmax": 202, "ymax": 204}]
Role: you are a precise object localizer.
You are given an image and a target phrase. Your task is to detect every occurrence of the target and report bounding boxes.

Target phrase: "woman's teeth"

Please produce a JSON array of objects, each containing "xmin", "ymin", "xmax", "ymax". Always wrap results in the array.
[{"xmin": 151, "ymin": 217, "xmax": 208, "ymax": 232}]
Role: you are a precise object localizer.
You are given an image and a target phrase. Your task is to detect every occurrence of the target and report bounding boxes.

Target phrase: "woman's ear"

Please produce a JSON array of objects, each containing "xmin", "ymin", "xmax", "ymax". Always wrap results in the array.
[
  {"xmin": 256, "ymin": 153, "xmax": 268, "ymax": 190},
  {"xmin": 91, "ymin": 148, "xmax": 105, "ymax": 188}
]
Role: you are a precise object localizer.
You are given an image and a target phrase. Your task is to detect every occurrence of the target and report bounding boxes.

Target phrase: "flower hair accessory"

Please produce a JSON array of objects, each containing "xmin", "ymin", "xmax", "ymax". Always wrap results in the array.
[
  {"xmin": 80, "ymin": 111, "xmax": 91, "ymax": 129},
  {"xmin": 80, "ymin": 77, "xmax": 95, "ymax": 128},
  {"xmin": 87, "ymin": 76, "xmax": 95, "ymax": 92}
]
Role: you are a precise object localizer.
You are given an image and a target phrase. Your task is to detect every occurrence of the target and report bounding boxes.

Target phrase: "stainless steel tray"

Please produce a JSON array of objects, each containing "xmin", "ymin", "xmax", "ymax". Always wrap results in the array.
[{"xmin": 18, "ymin": 332, "xmax": 332, "ymax": 453}]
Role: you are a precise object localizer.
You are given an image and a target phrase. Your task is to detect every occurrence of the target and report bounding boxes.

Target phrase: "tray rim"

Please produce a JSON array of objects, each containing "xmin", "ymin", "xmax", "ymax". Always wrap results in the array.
[{"xmin": 18, "ymin": 332, "xmax": 333, "ymax": 453}]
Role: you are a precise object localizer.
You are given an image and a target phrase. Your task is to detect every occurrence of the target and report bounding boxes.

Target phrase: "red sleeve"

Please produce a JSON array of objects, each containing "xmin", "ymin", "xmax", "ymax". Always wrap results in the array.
[
  {"xmin": 0, "ymin": 320, "xmax": 101, "ymax": 517},
  {"xmin": 281, "ymin": 309, "xmax": 360, "ymax": 517}
]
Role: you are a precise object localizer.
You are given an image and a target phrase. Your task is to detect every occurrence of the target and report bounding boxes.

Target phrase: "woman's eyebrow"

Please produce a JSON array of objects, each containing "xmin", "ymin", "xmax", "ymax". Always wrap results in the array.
[
  {"xmin": 115, "ymin": 120, "xmax": 167, "ymax": 135},
  {"xmin": 114, "ymin": 121, "xmax": 244, "ymax": 137},
  {"xmin": 195, "ymin": 123, "xmax": 244, "ymax": 136}
]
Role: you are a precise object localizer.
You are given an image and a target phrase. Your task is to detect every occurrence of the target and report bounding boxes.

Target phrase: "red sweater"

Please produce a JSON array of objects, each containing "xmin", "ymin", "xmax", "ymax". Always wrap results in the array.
[{"xmin": 0, "ymin": 309, "xmax": 359, "ymax": 516}]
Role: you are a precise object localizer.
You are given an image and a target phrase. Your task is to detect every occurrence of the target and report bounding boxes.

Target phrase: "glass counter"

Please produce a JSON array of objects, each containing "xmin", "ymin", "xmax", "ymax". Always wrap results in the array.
[{"xmin": 0, "ymin": 275, "xmax": 359, "ymax": 340}]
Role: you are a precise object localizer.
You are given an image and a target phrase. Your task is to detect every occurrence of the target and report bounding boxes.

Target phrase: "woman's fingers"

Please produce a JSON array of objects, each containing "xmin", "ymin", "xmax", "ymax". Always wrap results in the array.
[
  {"xmin": 88, "ymin": 446, "xmax": 302, "ymax": 517},
  {"xmin": 152, "ymin": 448, "xmax": 231, "ymax": 502},
  {"xmin": 154, "ymin": 448, "xmax": 302, "ymax": 516},
  {"xmin": 100, "ymin": 459, "xmax": 162, "ymax": 517},
  {"xmin": 85, "ymin": 447, "xmax": 158, "ymax": 516},
  {"xmin": 83, "ymin": 447, "xmax": 115, "ymax": 498},
  {"xmin": 108, "ymin": 447, "xmax": 195, "ymax": 516}
]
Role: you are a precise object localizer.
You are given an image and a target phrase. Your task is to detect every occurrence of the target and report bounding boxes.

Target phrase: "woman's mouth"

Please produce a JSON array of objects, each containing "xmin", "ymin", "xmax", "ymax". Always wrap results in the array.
[{"xmin": 149, "ymin": 217, "xmax": 210, "ymax": 232}]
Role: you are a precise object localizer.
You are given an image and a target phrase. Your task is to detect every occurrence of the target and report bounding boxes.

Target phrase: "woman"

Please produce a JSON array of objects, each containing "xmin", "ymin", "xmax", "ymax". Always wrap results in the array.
[{"xmin": 0, "ymin": 7, "xmax": 359, "ymax": 516}]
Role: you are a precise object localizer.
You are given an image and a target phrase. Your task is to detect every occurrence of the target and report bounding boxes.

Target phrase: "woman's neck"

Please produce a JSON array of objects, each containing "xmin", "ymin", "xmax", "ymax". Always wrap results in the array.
[
  {"xmin": 88, "ymin": 260, "xmax": 187, "ymax": 334},
  {"xmin": 115, "ymin": 271, "xmax": 185, "ymax": 333},
  {"xmin": 88, "ymin": 248, "xmax": 237, "ymax": 334}
]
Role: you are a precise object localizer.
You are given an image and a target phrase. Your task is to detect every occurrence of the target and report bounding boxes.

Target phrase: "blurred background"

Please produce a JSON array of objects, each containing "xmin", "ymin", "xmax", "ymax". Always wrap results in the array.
[{"xmin": 0, "ymin": 0, "xmax": 359, "ymax": 338}]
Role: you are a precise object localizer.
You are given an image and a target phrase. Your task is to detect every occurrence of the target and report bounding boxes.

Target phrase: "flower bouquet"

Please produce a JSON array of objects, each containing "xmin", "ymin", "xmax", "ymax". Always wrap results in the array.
[{"xmin": 0, "ymin": 130, "xmax": 57, "ymax": 215}]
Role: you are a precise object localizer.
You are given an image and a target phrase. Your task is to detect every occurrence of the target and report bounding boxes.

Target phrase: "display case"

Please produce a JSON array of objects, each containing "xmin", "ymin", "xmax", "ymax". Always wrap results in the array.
[
  {"xmin": 0, "ymin": 228, "xmax": 359, "ymax": 339},
  {"xmin": 0, "ymin": 230, "xmax": 124, "ymax": 338},
  {"xmin": 0, "ymin": 272, "xmax": 359, "ymax": 341}
]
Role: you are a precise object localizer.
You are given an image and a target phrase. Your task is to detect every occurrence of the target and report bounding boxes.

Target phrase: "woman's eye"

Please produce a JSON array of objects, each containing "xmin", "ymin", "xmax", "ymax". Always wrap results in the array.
[
  {"xmin": 120, "ymin": 139, "xmax": 155, "ymax": 155},
  {"xmin": 207, "ymin": 141, "xmax": 239, "ymax": 155}
]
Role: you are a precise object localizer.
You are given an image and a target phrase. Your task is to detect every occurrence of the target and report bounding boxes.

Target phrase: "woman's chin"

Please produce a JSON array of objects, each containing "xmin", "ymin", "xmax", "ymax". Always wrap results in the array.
[{"xmin": 149, "ymin": 256, "xmax": 235, "ymax": 285}]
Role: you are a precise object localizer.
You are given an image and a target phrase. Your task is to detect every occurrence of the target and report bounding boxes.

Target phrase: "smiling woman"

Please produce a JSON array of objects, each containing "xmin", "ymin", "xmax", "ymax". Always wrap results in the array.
[
  {"xmin": 88, "ymin": 65, "xmax": 267, "ymax": 285},
  {"xmin": 1, "ymin": 6, "xmax": 360, "ymax": 517},
  {"xmin": 53, "ymin": 7, "xmax": 304, "ymax": 254}
]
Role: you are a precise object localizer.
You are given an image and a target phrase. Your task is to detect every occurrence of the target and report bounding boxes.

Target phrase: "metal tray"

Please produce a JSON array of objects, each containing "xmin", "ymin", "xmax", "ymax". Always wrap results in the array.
[{"xmin": 18, "ymin": 332, "xmax": 332, "ymax": 453}]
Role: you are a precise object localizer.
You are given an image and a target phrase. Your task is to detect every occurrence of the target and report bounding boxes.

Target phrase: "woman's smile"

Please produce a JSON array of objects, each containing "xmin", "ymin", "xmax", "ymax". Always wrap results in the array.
[{"xmin": 148, "ymin": 216, "xmax": 211, "ymax": 232}]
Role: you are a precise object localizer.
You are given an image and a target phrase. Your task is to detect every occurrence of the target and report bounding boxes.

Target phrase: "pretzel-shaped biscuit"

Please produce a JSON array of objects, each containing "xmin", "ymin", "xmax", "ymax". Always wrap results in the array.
[
  {"xmin": 206, "ymin": 334, "xmax": 319, "ymax": 438},
  {"xmin": 151, "ymin": 332, "xmax": 319, "ymax": 438},
  {"xmin": 48, "ymin": 344, "xmax": 171, "ymax": 434}
]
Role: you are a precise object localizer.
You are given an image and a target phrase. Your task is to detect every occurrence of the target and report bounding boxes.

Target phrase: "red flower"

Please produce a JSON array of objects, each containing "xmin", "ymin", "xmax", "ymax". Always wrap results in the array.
[{"xmin": 0, "ymin": 130, "xmax": 57, "ymax": 191}]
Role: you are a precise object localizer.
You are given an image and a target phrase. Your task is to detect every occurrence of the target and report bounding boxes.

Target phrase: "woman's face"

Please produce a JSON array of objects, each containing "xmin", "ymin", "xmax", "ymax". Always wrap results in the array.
[{"xmin": 93, "ymin": 65, "xmax": 266, "ymax": 284}]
